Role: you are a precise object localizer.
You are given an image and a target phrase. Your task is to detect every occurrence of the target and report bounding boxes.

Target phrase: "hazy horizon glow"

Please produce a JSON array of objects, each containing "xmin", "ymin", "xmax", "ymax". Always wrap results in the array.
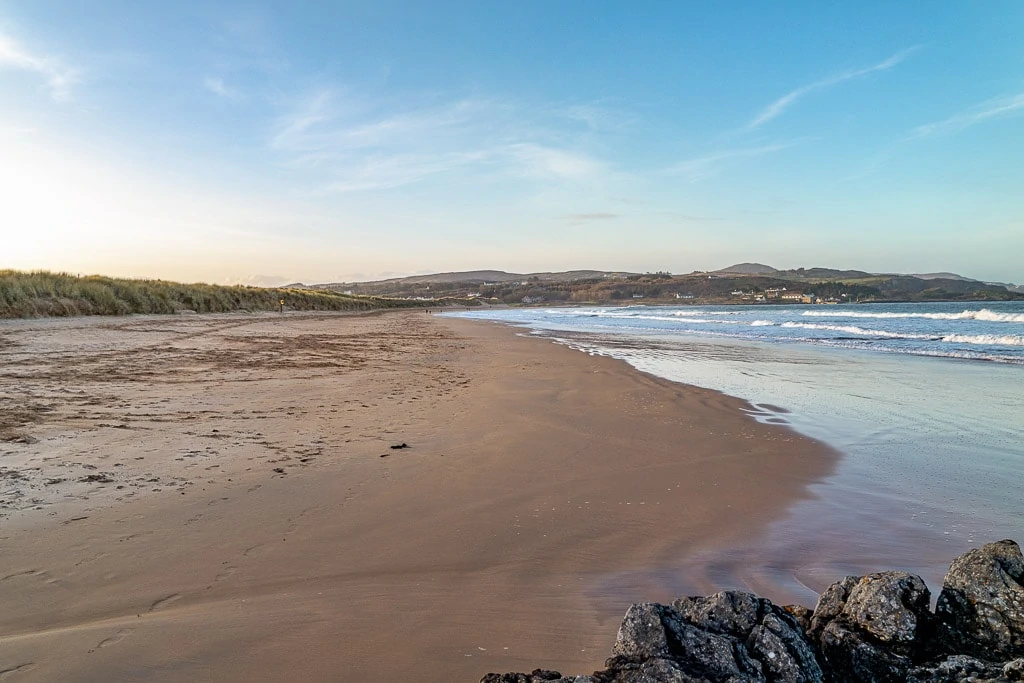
[{"xmin": 2, "ymin": 2, "xmax": 1023, "ymax": 285}]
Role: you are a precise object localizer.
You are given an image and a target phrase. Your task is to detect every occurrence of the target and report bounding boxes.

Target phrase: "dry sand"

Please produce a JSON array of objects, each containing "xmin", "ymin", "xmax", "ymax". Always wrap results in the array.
[{"xmin": 0, "ymin": 311, "xmax": 835, "ymax": 682}]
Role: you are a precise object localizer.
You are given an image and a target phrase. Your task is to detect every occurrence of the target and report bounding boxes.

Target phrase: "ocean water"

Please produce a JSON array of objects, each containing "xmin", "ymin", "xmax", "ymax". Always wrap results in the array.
[{"xmin": 447, "ymin": 302, "xmax": 1024, "ymax": 605}]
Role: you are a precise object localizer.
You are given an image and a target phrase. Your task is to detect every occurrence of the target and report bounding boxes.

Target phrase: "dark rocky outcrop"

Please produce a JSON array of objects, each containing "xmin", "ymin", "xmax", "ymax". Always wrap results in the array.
[
  {"xmin": 934, "ymin": 539, "xmax": 1024, "ymax": 660},
  {"xmin": 482, "ymin": 541, "xmax": 1024, "ymax": 683},
  {"xmin": 481, "ymin": 670, "xmax": 574, "ymax": 683},
  {"xmin": 809, "ymin": 571, "xmax": 932, "ymax": 682}
]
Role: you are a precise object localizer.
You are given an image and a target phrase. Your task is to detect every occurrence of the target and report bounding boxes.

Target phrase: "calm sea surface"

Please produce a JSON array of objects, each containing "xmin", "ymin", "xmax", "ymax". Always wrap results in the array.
[{"xmin": 448, "ymin": 302, "xmax": 1024, "ymax": 605}]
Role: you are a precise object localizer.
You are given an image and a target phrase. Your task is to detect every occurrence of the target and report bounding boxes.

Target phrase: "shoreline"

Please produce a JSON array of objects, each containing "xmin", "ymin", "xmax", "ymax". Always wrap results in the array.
[
  {"xmin": 466, "ymin": 313, "xmax": 1024, "ymax": 612},
  {"xmin": 0, "ymin": 311, "xmax": 837, "ymax": 681}
]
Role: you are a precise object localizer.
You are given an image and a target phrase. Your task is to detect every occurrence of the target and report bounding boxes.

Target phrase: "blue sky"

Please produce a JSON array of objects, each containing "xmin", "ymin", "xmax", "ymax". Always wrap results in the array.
[{"xmin": 2, "ymin": 2, "xmax": 1022, "ymax": 284}]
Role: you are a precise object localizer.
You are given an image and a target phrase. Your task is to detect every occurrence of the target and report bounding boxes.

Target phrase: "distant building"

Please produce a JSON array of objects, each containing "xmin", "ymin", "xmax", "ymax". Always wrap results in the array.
[{"xmin": 521, "ymin": 295, "xmax": 545, "ymax": 304}]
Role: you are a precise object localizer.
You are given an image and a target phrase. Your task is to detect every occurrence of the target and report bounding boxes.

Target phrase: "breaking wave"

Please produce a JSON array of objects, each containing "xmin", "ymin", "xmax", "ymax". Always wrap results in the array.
[
  {"xmin": 941, "ymin": 334, "xmax": 1024, "ymax": 346},
  {"xmin": 780, "ymin": 322, "xmax": 932, "ymax": 339},
  {"xmin": 588, "ymin": 312, "xmax": 742, "ymax": 324},
  {"xmin": 457, "ymin": 302, "xmax": 1024, "ymax": 364},
  {"xmin": 802, "ymin": 308, "xmax": 1024, "ymax": 323}
]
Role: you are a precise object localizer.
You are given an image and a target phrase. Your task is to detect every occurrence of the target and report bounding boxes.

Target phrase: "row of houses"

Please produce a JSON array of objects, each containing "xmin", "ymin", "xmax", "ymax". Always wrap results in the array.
[{"xmin": 730, "ymin": 288, "xmax": 837, "ymax": 304}]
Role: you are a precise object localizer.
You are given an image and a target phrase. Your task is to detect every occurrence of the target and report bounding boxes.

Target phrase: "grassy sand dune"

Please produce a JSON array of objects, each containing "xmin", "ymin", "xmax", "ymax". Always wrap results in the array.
[{"xmin": 0, "ymin": 270, "xmax": 432, "ymax": 318}]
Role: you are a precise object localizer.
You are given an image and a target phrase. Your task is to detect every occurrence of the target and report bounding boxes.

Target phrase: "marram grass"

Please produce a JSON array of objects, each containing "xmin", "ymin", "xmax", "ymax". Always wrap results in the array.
[{"xmin": 0, "ymin": 271, "xmax": 429, "ymax": 318}]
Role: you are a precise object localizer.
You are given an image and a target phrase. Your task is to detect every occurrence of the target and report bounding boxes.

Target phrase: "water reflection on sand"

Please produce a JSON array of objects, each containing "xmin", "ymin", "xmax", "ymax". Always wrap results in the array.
[{"xmin": 549, "ymin": 330, "xmax": 1024, "ymax": 608}]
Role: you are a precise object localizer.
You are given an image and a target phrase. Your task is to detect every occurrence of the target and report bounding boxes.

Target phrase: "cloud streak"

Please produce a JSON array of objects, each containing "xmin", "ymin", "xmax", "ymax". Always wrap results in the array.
[
  {"xmin": 203, "ymin": 76, "xmax": 242, "ymax": 100},
  {"xmin": 561, "ymin": 212, "xmax": 619, "ymax": 222},
  {"xmin": 746, "ymin": 46, "xmax": 919, "ymax": 130},
  {"xmin": 271, "ymin": 89, "xmax": 606, "ymax": 192},
  {"xmin": 323, "ymin": 151, "xmax": 490, "ymax": 193},
  {"xmin": 911, "ymin": 92, "xmax": 1024, "ymax": 138},
  {"xmin": 0, "ymin": 30, "xmax": 79, "ymax": 101},
  {"xmin": 666, "ymin": 142, "xmax": 794, "ymax": 182}
]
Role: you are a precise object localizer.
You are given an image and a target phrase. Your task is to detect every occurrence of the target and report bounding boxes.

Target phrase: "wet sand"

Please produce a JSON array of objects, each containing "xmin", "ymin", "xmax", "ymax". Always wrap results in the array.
[{"xmin": 0, "ymin": 311, "xmax": 835, "ymax": 682}]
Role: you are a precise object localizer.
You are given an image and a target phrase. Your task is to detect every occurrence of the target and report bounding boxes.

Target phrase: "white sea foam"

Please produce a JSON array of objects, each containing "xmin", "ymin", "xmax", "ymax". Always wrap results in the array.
[
  {"xmin": 454, "ymin": 304, "xmax": 1024, "ymax": 364},
  {"xmin": 802, "ymin": 308, "xmax": 1024, "ymax": 323},
  {"xmin": 816, "ymin": 339, "xmax": 1024, "ymax": 364},
  {"xmin": 671, "ymin": 310, "xmax": 742, "ymax": 316},
  {"xmin": 941, "ymin": 334, "xmax": 1024, "ymax": 346},
  {"xmin": 592, "ymin": 312, "xmax": 742, "ymax": 324},
  {"xmin": 780, "ymin": 322, "xmax": 932, "ymax": 339}
]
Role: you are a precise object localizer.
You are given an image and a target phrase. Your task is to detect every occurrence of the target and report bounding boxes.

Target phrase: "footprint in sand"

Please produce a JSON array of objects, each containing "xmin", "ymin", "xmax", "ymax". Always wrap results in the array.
[
  {"xmin": 241, "ymin": 543, "xmax": 264, "ymax": 558},
  {"xmin": 214, "ymin": 565, "xmax": 237, "ymax": 582},
  {"xmin": 148, "ymin": 593, "xmax": 181, "ymax": 612},
  {"xmin": 0, "ymin": 664, "xmax": 36, "ymax": 679},
  {"xmin": 1, "ymin": 569, "xmax": 59, "ymax": 587},
  {"xmin": 94, "ymin": 628, "xmax": 134, "ymax": 650}
]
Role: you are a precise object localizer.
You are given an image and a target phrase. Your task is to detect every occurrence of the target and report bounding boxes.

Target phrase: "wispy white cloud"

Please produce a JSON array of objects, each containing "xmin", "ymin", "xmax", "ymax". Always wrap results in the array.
[
  {"xmin": 0, "ymin": 30, "xmax": 80, "ymax": 101},
  {"xmin": 270, "ymin": 89, "xmax": 606, "ymax": 192},
  {"xmin": 333, "ymin": 100, "xmax": 492, "ymax": 150},
  {"xmin": 270, "ymin": 88, "xmax": 339, "ymax": 151},
  {"xmin": 666, "ymin": 142, "xmax": 794, "ymax": 182},
  {"xmin": 202, "ymin": 76, "xmax": 242, "ymax": 100},
  {"xmin": 911, "ymin": 92, "xmax": 1024, "ymax": 138},
  {"xmin": 271, "ymin": 91, "xmax": 500, "ymax": 153},
  {"xmin": 658, "ymin": 211, "xmax": 722, "ymax": 222},
  {"xmin": 321, "ymin": 144, "xmax": 603, "ymax": 193},
  {"xmin": 560, "ymin": 212, "xmax": 619, "ymax": 223},
  {"xmin": 323, "ymin": 151, "xmax": 491, "ymax": 193},
  {"xmin": 504, "ymin": 143, "xmax": 602, "ymax": 179},
  {"xmin": 839, "ymin": 91, "xmax": 1024, "ymax": 183},
  {"xmin": 559, "ymin": 103, "xmax": 634, "ymax": 132},
  {"xmin": 746, "ymin": 47, "xmax": 920, "ymax": 130}
]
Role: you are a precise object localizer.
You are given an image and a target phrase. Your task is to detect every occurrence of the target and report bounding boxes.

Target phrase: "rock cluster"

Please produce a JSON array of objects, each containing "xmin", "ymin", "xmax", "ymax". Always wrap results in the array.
[{"xmin": 481, "ymin": 540, "xmax": 1024, "ymax": 683}]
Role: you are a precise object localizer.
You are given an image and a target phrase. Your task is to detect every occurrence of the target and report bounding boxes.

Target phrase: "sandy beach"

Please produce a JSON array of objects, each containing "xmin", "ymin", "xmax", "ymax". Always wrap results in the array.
[{"xmin": 0, "ymin": 311, "xmax": 835, "ymax": 682}]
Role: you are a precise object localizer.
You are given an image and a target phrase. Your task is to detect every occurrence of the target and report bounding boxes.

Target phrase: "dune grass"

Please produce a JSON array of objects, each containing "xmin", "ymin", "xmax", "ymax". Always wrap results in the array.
[{"xmin": 0, "ymin": 270, "xmax": 429, "ymax": 318}]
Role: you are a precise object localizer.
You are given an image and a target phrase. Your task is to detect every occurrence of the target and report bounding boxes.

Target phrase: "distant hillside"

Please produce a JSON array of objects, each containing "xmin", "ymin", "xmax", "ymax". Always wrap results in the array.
[
  {"xmin": 320, "ymin": 269, "xmax": 634, "ymax": 290},
  {"xmin": 522, "ymin": 270, "xmax": 635, "ymax": 282},
  {"xmin": 912, "ymin": 272, "xmax": 977, "ymax": 282},
  {"xmin": 714, "ymin": 263, "xmax": 778, "ymax": 275},
  {"xmin": 321, "ymin": 270, "xmax": 638, "ymax": 296},
  {"xmin": 869, "ymin": 276, "xmax": 1007, "ymax": 296},
  {"xmin": 779, "ymin": 267, "xmax": 875, "ymax": 280},
  {"xmin": 387, "ymin": 270, "xmax": 521, "ymax": 285},
  {"xmin": 0, "ymin": 271, "xmax": 432, "ymax": 318},
  {"xmin": 322, "ymin": 264, "xmax": 1023, "ymax": 305}
]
